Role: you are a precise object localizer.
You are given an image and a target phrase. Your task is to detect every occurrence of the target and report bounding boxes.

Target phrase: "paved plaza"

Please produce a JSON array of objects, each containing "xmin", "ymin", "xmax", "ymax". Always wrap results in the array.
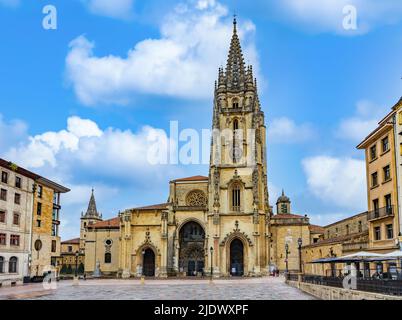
[{"xmin": 0, "ymin": 276, "xmax": 314, "ymax": 300}]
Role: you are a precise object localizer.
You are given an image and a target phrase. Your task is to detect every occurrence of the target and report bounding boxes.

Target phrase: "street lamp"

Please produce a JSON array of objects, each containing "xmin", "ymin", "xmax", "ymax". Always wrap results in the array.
[
  {"xmin": 298, "ymin": 238, "xmax": 303, "ymax": 273},
  {"xmin": 285, "ymin": 243, "xmax": 289, "ymax": 274},
  {"xmin": 75, "ymin": 250, "xmax": 79, "ymax": 278},
  {"xmin": 210, "ymin": 246, "xmax": 214, "ymax": 281}
]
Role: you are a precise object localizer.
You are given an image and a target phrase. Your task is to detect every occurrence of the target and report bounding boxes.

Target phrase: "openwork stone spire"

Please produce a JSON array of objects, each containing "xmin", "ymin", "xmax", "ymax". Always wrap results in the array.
[
  {"xmin": 84, "ymin": 189, "xmax": 100, "ymax": 218},
  {"xmin": 225, "ymin": 16, "xmax": 246, "ymax": 91}
]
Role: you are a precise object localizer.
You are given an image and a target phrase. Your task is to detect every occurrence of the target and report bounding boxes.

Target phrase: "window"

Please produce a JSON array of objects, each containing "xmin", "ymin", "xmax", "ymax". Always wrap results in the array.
[
  {"xmin": 0, "ymin": 189, "xmax": 7, "ymax": 201},
  {"xmin": 37, "ymin": 202, "xmax": 42, "ymax": 216},
  {"xmin": 231, "ymin": 183, "xmax": 241, "ymax": 212},
  {"xmin": 232, "ymin": 99, "xmax": 239, "ymax": 109},
  {"xmin": 0, "ymin": 234, "xmax": 6, "ymax": 245},
  {"xmin": 358, "ymin": 221, "xmax": 362, "ymax": 233},
  {"xmin": 0, "ymin": 256, "xmax": 3, "ymax": 273},
  {"xmin": 68, "ymin": 245, "xmax": 73, "ymax": 253},
  {"xmin": 36, "ymin": 220, "xmax": 41, "ymax": 228},
  {"xmin": 382, "ymin": 136, "xmax": 389, "ymax": 153},
  {"xmin": 373, "ymin": 199, "xmax": 379, "ymax": 217},
  {"xmin": 370, "ymin": 145, "xmax": 377, "ymax": 160},
  {"xmin": 1, "ymin": 172, "xmax": 8, "ymax": 184},
  {"xmin": 37, "ymin": 185, "xmax": 43, "ymax": 198},
  {"xmin": 385, "ymin": 194, "xmax": 392, "ymax": 213},
  {"xmin": 15, "ymin": 177, "xmax": 21, "ymax": 188},
  {"xmin": 53, "ymin": 192, "xmax": 60, "ymax": 205},
  {"xmin": 383, "ymin": 165, "xmax": 391, "ymax": 182},
  {"xmin": 51, "ymin": 240, "xmax": 56, "ymax": 253},
  {"xmin": 399, "ymin": 111, "xmax": 402, "ymax": 125},
  {"xmin": 281, "ymin": 203, "xmax": 288, "ymax": 213},
  {"xmin": 371, "ymin": 172, "xmax": 378, "ymax": 187},
  {"xmin": 104, "ymin": 252, "xmax": 111, "ymax": 263},
  {"xmin": 12, "ymin": 213, "xmax": 19, "ymax": 226},
  {"xmin": 10, "ymin": 235, "xmax": 20, "ymax": 246},
  {"xmin": 387, "ymin": 224, "xmax": 394, "ymax": 239},
  {"xmin": 52, "ymin": 208, "xmax": 59, "ymax": 221},
  {"xmin": 0, "ymin": 211, "xmax": 5, "ymax": 223},
  {"xmin": 34, "ymin": 239, "xmax": 42, "ymax": 251},
  {"xmin": 374, "ymin": 226, "xmax": 381, "ymax": 241},
  {"xmin": 8, "ymin": 257, "xmax": 17, "ymax": 273},
  {"xmin": 346, "ymin": 224, "xmax": 349, "ymax": 235},
  {"xmin": 52, "ymin": 224, "xmax": 57, "ymax": 236},
  {"xmin": 14, "ymin": 193, "xmax": 20, "ymax": 205}
]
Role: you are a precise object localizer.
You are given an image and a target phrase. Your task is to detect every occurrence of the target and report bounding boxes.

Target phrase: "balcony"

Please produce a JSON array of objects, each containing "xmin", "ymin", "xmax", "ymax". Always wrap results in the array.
[{"xmin": 368, "ymin": 205, "xmax": 394, "ymax": 221}]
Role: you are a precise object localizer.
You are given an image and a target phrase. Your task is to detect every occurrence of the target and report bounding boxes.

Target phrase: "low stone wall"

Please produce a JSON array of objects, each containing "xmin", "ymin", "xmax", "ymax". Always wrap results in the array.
[{"xmin": 287, "ymin": 280, "xmax": 402, "ymax": 300}]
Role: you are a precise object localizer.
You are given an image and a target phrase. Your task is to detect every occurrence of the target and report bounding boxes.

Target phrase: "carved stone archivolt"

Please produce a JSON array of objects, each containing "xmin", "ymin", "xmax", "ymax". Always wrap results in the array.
[
  {"xmin": 186, "ymin": 190, "xmax": 207, "ymax": 207},
  {"xmin": 134, "ymin": 228, "xmax": 161, "ymax": 256},
  {"xmin": 220, "ymin": 220, "xmax": 253, "ymax": 247}
]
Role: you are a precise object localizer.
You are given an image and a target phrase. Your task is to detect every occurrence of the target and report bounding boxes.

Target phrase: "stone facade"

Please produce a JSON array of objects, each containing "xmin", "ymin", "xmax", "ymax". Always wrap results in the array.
[
  {"xmin": 0, "ymin": 160, "xmax": 35, "ymax": 286},
  {"xmin": 0, "ymin": 158, "xmax": 69, "ymax": 286},
  {"xmin": 30, "ymin": 178, "xmax": 69, "ymax": 277},
  {"xmin": 77, "ymin": 20, "xmax": 322, "ymax": 278}
]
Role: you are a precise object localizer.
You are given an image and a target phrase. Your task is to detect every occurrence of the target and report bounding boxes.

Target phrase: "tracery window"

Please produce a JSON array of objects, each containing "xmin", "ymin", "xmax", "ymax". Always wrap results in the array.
[
  {"xmin": 231, "ymin": 183, "xmax": 241, "ymax": 212},
  {"xmin": 186, "ymin": 190, "xmax": 207, "ymax": 207}
]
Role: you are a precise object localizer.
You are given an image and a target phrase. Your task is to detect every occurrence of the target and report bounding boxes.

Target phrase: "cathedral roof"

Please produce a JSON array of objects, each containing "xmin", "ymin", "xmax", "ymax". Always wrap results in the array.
[
  {"xmin": 273, "ymin": 213, "xmax": 304, "ymax": 219},
  {"xmin": 133, "ymin": 203, "xmax": 169, "ymax": 210},
  {"xmin": 61, "ymin": 237, "xmax": 80, "ymax": 244},
  {"xmin": 171, "ymin": 175, "xmax": 208, "ymax": 183},
  {"xmin": 309, "ymin": 224, "xmax": 325, "ymax": 234},
  {"xmin": 89, "ymin": 217, "xmax": 120, "ymax": 229}
]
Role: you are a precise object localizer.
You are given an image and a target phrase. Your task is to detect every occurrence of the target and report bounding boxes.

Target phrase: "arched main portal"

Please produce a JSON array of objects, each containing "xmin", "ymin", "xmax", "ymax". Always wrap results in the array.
[
  {"xmin": 230, "ymin": 239, "xmax": 244, "ymax": 276},
  {"xmin": 179, "ymin": 221, "xmax": 205, "ymax": 276},
  {"xmin": 143, "ymin": 248, "xmax": 155, "ymax": 277}
]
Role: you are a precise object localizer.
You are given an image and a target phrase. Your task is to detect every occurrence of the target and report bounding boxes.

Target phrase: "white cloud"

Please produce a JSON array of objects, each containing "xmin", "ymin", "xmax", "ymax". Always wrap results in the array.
[
  {"xmin": 267, "ymin": 117, "xmax": 315, "ymax": 143},
  {"xmin": 66, "ymin": 0, "xmax": 260, "ymax": 105},
  {"xmin": 82, "ymin": 0, "xmax": 134, "ymax": 19},
  {"xmin": 336, "ymin": 100, "xmax": 387, "ymax": 141},
  {"xmin": 302, "ymin": 155, "xmax": 366, "ymax": 210},
  {"xmin": 273, "ymin": 0, "xmax": 402, "ymax": 35},
  {"xmin": 4, "ymin": 116, "xmax": 174, "ymax": 181}
]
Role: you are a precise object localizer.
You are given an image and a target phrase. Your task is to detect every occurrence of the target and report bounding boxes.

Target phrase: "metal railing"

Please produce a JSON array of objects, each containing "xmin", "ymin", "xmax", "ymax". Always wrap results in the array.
[
  {"xmin": 287, "ymin": 270, "xmax": 402, "ymax": 296},
  {"xmin": 367, "ymin": 205, "xmax": 394, "ymax": 221}
]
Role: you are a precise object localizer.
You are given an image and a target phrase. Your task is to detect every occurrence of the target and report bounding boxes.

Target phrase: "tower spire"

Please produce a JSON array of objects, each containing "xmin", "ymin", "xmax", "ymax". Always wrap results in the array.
[
  {"xmin": 84, "ymin": 188, "xmax": 100, "ymax": 218},
  {"xmin": 225, "ymin": 14, "xmax": 246, "ymax": 91}
]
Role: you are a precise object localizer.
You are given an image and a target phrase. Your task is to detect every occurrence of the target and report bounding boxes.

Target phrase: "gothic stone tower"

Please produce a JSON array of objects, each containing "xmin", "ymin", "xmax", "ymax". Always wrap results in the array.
[
  {"xmin": 207, "ymin": 17, "xmax": 271, "ymax": 276},
  {"xmin": 80, "ymin": 189, "xmax": 102, "ymax": 251}
]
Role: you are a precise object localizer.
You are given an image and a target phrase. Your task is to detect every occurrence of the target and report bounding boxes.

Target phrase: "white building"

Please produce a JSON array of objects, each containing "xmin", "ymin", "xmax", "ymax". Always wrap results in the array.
[{"xmin": 0, "ymin": 159, "xmax": 36, "ymax": 286}]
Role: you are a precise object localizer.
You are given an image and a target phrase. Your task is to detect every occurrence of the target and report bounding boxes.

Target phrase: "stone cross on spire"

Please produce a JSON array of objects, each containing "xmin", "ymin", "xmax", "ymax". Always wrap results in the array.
[{"xmin": 225, "ymin": 15, "xmax": 246, "ymax": 91}]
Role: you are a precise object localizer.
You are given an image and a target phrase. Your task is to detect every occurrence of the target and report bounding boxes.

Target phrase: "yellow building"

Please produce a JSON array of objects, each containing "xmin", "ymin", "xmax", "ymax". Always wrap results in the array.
[
  {"xmin": 357, "ymin": 99, "xmax": 402, "ymax": 253},
  {"xmin": 60, "ymin": 238, "xmax": 84, "ymax": 274},
  {"xmin": 80, "ymin": 20, "xmax": 322, "ymax": 278},
  {"xmin": 30, "ymin": 178, "xmax": 70, "ymax": 277}
]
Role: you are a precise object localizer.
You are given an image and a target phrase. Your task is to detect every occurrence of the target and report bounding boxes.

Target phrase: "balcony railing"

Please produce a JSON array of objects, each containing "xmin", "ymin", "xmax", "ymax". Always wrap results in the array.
[{"xmin": 368, "ymin": 205, "xmax": 394, "ymax": 221}]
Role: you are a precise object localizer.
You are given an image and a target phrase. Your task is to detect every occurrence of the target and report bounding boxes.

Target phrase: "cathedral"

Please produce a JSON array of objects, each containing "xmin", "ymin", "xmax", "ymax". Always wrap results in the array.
[{"xmin": 78, "ymin": 18, "xmax": 321, "ymax": 278}]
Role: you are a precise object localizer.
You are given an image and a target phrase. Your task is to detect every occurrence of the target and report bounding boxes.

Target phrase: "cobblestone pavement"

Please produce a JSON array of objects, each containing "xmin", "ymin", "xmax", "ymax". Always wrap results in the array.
[{"xmin": 0, "ymin": 276, "xmax": 315, "ymax": 300}]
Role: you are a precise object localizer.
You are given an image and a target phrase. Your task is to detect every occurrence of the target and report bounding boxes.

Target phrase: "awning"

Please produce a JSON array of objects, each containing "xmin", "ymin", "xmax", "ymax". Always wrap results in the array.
[{"xmin": 311, "ymin": 251, "xmax": 384, "ymax": 264}]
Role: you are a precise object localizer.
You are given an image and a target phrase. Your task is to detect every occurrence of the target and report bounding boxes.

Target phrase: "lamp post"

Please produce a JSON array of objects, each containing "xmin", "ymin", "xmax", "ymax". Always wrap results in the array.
[
  {"xmin": 298, "ymin": 238, "xmax": 303, "ymax": 273},
  {"xmin": 75, "ymin": 250, "xmax": 79, "ymax": 278},
  {"xmin": 210, "ymin": 246, "xmax": 214, "ymax": 282},
  {"xmin": 285, "ymin": 243, "xmax": 289, "ymax": 274}
]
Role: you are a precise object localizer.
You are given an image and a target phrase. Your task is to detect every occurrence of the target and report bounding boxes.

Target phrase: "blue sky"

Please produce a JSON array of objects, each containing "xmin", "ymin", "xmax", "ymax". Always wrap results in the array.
[{"xmin": 1, "ymin": 0, "xmax": 402, "ymax": 240}]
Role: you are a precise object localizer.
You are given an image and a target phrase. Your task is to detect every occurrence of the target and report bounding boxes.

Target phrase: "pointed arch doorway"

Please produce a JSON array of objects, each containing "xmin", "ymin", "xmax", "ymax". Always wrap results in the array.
[
  {"xmin": 179, "ymin": 221, "xmax": 205, "ymax": 276},
  {"xmin": 230, "ymin": 239, "xmax": 244, "ymax": 276},
  {"xmin": 143, "ymin": 248, "xmax": 155, "ymax": 277}
]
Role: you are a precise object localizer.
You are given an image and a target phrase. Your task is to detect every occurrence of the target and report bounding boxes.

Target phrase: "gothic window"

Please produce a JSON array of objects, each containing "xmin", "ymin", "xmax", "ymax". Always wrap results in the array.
[
  {"xmin": 233, "ymin": 119, "xmax": 239, "ymax": 131},
  {"xmin": 186, "ymin": 190, "xmax": 207, "ymax": 207},
  {"xmin": 0, "ymin": 256, "xmax": 3, "ymax": 273},
  {"xmin": 105, "ymin": 252, "xmax": 111, "ymax": 263},
  {"xmin": 9, "ymin": 256, "xmax": 17, "ymax": 273},
  {"xmin": 232, "ymin": 119, "xmax": 241, "ymax": 163},
  {"xmin": 231, "ymin": 183, "xmax": 241, "ymax": 212},
  {"xmin": 232, "ymin": 98, "xmax": 239, "ymax": 109}
]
